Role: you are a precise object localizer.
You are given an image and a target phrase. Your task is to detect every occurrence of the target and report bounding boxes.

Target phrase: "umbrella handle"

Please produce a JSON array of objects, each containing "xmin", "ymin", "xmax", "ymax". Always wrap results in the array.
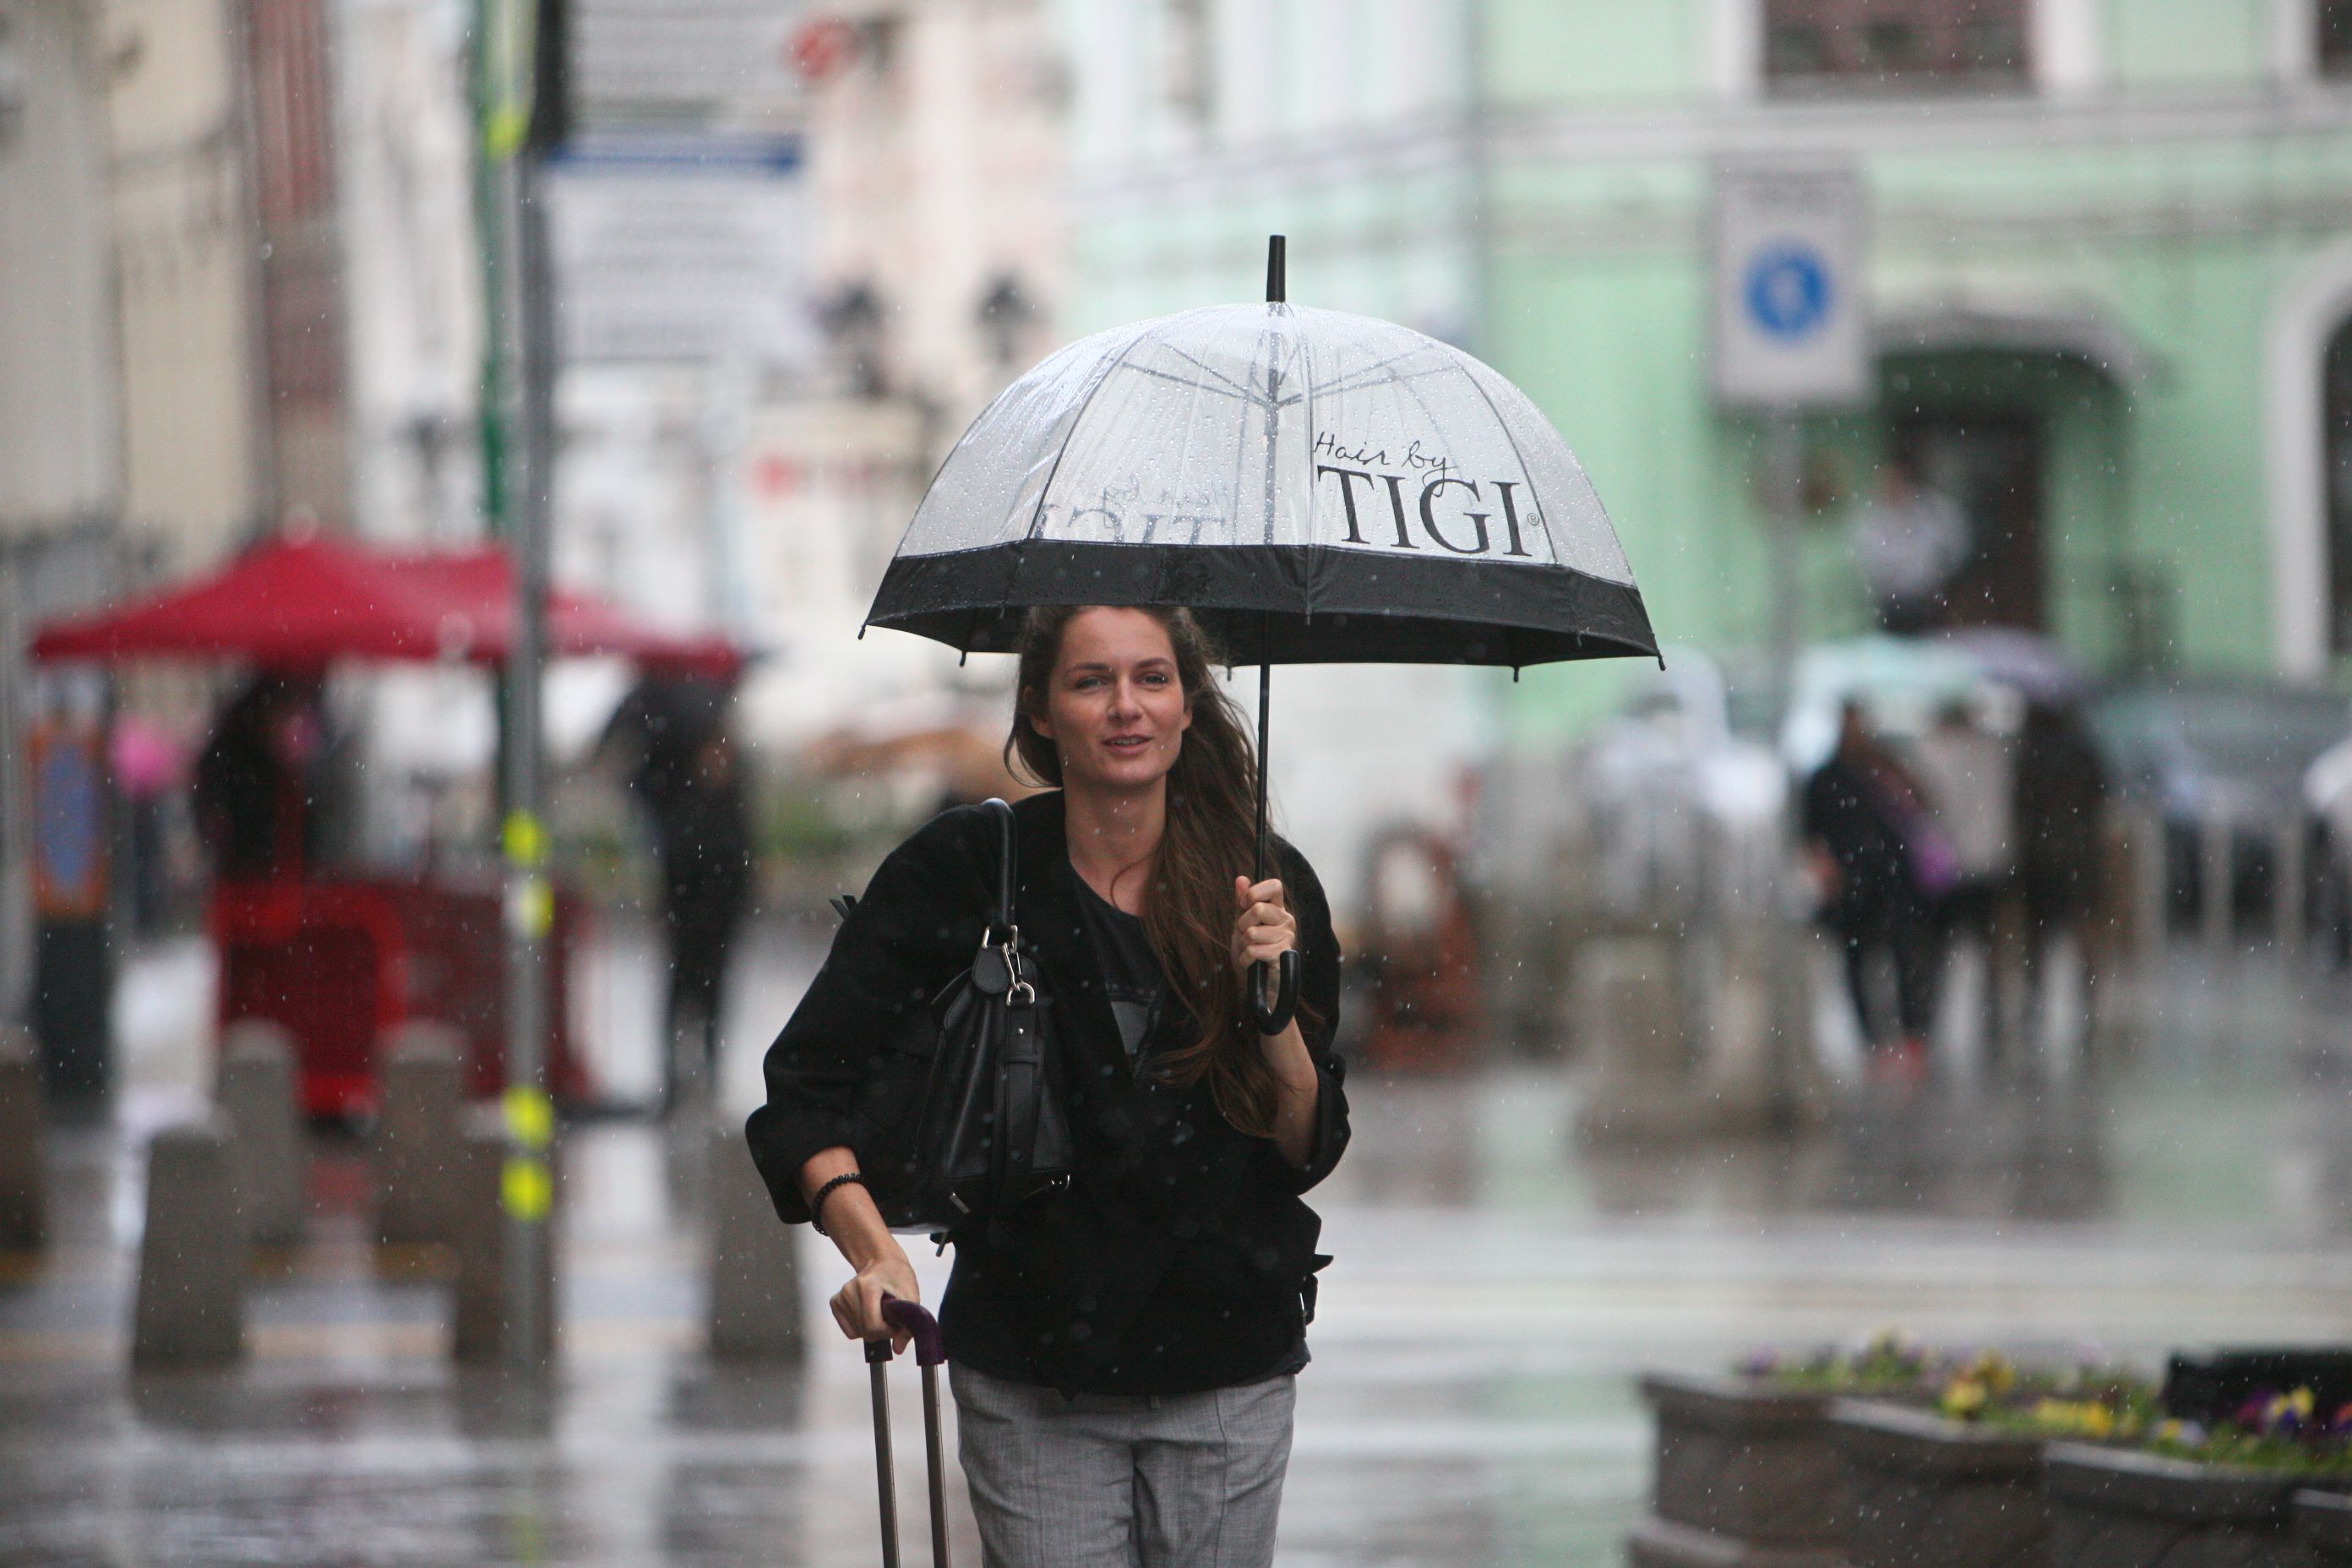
[{"xmin": 1249, "ymin": 951, "xmax": 1299, "ymax": 1036}]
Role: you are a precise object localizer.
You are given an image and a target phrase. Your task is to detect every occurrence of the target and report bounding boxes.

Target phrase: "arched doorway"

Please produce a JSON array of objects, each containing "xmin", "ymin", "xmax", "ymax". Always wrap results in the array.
[
  {"xmin": 1870, "ymin": 337, "xmax": 2135, "ymax": 640},
  {"xmin": 1885, "ymin": 406, "xmax": 2045, "ymax": 629}
]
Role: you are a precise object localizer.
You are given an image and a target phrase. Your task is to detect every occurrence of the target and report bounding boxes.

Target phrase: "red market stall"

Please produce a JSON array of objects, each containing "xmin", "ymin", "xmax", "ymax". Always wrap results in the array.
[
  {"xmin": 32, "ymin": 526, "xmax": 744, "ymax": 1115},
  {"xmin": 32, "ymin": 530, "xmax": 742, "ymax": 674}
]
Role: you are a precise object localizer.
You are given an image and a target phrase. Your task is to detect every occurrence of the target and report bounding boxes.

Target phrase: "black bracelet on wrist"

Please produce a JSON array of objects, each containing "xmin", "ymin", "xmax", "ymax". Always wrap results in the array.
[{"xmin": 808, "ymin": 1171, "xmax": 868, "ymax": 1238}]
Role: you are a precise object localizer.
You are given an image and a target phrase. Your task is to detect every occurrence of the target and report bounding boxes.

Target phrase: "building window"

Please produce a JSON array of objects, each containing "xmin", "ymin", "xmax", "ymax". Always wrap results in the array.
[
  {"xmin": 2327, "ymin": 318, "xmax": 2352, "ymax": 655},
  {"xmin": 2322, "ymin": 0, "xmax": 2352, "ymax": 79},
  {"xmin": 1764, "ymin": 0, "xmax": 2030, "ymax": 93},
  {"xmin": 1161, "ymin": 0, "xmax": 1214, "ymax": 133}
]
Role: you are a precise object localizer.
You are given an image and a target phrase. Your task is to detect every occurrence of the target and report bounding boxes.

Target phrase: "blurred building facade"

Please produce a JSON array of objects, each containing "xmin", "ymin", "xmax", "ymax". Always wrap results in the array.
[
  {"xmin": 103, "ymin": 0, "xmax": 268, "ymax": 565},
  {"xmin": 0, "ymin": 0, "xmax": 126, "ymax": 1011},
  {"xmin": 0, "ymin": 0, "xmax": 122, "ymax": 558},
  {"xmin": 1060, "ymin": 0, "xmax": 2352, "ymax": 747},
  {"xmin": 726, "ymin": 0, "xmax": 1070, "ymax": 751},
  {"xmin": 335, "ymin": 0, "xmax": 482, "ymax": 545}
]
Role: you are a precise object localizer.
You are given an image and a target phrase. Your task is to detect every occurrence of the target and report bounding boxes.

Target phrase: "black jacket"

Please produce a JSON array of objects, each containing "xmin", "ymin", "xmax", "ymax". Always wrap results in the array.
[
  {"xmin": 746, "ymin": 790, "xmax": 1348, "ymax": 1396},
  {"xmin": 1802, "ymin": 754, "xmax": 1914, "ymax": 928}
]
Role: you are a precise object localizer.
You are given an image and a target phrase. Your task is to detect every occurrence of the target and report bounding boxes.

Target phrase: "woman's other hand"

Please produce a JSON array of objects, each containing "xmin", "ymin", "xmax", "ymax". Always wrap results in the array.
[
  {"xmin": 1232, "ymin": 875, "xmax": 1296, "ymax": 977},
  {"xmin": 830, "ymin": 1247, "xmax": 923, "ymax": 1353},
  {"xmin": 803, "ymin": 1146, "xmax": 921, "ymax": 1353}
]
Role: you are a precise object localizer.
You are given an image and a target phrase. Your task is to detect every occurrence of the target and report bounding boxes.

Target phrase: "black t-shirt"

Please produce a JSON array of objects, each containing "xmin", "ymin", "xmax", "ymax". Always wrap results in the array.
[
  {"xmin": 1067, "ymin": 865, "xmax": 1313, "ymax": 1386},
  {"xmin": 1072, "ymin": 873, "xmax": 1166, "ymax": 1063}
]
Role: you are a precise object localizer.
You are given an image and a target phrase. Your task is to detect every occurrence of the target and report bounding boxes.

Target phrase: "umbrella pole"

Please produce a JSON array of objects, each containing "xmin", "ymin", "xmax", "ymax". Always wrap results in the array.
[
  {"xmin": 1249, "ymin": 614, "xmax": 1298, "ymax": 1035},
  {"xmin": 1255, "ymin": 237, "xmax": 1283, "ymax": 890},
  {"xmin": 1246, "ymin": 237, "xmax": 1300, "ymax": 1037},
  {"xmin": 1254, "ymin": 658, "xmax": 1271, "ymax": 885}
]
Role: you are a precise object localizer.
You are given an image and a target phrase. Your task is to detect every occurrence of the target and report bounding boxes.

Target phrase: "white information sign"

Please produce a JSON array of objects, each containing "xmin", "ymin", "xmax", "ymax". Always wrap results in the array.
[
  {"xmin": 1711, "ymin": 165, "xmax": 1869, "ymax": 411},
  {"xmin": 571, "ymin": 0, "xmax": 807, "ymax": 131},
  {"xmin": 544, "ymin": 145, "xmax": 816, "ymax": 367}
]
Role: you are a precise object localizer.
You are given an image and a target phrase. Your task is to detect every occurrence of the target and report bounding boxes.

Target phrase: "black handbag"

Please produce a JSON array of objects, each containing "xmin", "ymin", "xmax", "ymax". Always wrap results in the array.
[{"xmin": 843, "ymin": 798, "xmax": 1075, "ymax": 1233}]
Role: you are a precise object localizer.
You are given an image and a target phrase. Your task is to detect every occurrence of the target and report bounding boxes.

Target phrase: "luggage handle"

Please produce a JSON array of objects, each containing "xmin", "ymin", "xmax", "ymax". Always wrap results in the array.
[
  {"xmin": 875, "ymin": 1296, "xmax": 946, "ymax": 1366},
  {"xmin": 866, "ymin": 1295, "xmax": 950, "ymax": 1568}
]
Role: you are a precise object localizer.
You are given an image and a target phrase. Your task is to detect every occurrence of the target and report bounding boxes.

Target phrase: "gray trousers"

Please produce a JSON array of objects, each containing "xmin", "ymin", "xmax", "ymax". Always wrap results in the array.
[{"xmin": 950, "ymin": 1362, "xmax": 1297, "ymax": 1568}]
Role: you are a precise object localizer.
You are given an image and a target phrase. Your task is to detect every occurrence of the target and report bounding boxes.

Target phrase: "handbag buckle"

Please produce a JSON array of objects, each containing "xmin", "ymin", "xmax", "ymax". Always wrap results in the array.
[{"xmin": 1002, "ymin": 924, "xmax": 1037, "ymax": 1007}]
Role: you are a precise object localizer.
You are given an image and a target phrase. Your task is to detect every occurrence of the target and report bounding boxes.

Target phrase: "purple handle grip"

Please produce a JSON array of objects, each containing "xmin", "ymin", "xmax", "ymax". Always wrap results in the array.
[{"xmin": 880, "ymin": 1296, "xmax": 946, "ymax": 1367}]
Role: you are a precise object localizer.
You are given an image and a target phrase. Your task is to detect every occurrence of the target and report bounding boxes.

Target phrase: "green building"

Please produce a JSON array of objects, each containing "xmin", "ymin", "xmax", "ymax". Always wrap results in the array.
[{"xmin": 1058, "ymin": 0, "xmax": 2352, "ymax": 740}]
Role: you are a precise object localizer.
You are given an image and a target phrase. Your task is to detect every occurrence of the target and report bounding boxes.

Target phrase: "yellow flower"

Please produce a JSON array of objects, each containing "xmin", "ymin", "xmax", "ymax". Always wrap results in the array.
[
  {"xmin": 1942, "ymin": 1379, "xmax": 1989, "ymax": 1419},
  {"xmin": 1966, "ymin": 1351, "xmax": 2017, "ymax": 1395}
]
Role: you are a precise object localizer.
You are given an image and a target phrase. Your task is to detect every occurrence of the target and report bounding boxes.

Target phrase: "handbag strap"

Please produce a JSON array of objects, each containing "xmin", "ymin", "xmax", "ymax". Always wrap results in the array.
[{"xmin": 983, "ymin": 797, "xmax": 1016, "ymax": 930}]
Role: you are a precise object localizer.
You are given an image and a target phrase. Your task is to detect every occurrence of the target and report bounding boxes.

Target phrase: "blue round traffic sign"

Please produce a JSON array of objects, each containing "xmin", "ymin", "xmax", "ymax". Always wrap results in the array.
[{"xmin": 1743, "ymin": 243, "xmax": 1833, "ymax": 340}]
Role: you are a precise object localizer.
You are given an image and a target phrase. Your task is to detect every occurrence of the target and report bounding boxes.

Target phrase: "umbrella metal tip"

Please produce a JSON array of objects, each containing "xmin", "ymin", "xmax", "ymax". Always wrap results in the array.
[{"xmin": 1266, "ymin": 236, "xmax": 1286, "ymax": 305}]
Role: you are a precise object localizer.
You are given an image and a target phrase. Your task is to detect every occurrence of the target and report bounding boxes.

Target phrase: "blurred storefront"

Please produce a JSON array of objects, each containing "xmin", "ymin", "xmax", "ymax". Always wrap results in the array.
[{"xmin": 1059, "ymin": 0, "xmax": 2352, "ymax": 746}]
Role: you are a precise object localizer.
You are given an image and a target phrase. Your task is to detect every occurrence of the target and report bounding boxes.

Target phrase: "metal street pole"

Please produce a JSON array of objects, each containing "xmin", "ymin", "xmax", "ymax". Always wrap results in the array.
[
  {"xmin": 477, "ymin": 0, "xmax": 560, "ymax": 1377},
  {"xmin": 1762, "ymin": 412, "xmax": 1809, "ymax": 1130}
]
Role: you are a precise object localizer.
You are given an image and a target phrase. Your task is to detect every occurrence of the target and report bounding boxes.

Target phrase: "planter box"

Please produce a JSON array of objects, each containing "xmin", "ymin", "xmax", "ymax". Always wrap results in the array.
[
  {"xmin": 2297, "ymin": 1489, "xmax": 2352, "ymax": 1564},
  {"xmin": 1626, "ymin": 1373, "xmax": 1844, "ymax": 1568},
  {"xmin": 2043, "ymin": 1442, "xmax": 2302, "ymax": 1567},
  {"xmin": 1827, "ymin": 1401, "xmax": 2047, "ymax": 1568}
]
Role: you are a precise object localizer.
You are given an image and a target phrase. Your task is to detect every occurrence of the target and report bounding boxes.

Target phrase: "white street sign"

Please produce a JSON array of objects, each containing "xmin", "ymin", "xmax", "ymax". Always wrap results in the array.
[
  {"xmin": 571, "ymin": 0, "xmax": 808, "ymax": 132},
  {"xmin": 544, "ymin": 144, "xmax": 816, "ymax": 367},
  {"xmin": 1712, "ymin": 165, "xmax": 1869, "ymax": 411}
]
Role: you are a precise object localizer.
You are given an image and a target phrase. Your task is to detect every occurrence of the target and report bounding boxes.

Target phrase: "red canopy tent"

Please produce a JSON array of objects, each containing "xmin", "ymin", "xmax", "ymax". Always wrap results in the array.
[
  {"xmin": 27, "ymin": 528, "xmax": 743, "ymax": 1116},
  {"xmin": 30, "ymin": 528, "xmax": 743, "ymax": 677}
]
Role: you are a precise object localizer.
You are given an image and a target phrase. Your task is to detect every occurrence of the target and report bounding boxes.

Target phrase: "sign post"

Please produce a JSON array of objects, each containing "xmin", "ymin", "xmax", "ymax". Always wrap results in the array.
[
  {"xmin": 477, "ymin": 0, "xmax": 564, "ymax": 1379},
  {"xmin": 1711, "ymin": 163, "xmax": 1869, "ymax": 1129}
]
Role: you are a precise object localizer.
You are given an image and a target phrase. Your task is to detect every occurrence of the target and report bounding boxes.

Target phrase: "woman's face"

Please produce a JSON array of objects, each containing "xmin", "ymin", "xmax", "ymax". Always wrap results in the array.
[{"xmin": 1029, "ymin": 607, "xmax": 1192, "ymax": 797}]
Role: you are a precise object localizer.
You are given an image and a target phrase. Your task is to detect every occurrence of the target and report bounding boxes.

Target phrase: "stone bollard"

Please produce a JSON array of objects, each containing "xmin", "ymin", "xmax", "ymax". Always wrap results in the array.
[
  {"xmin": 706, "ymin": 1120, "xmax": 803, "ymax": 1361},
  {"xmin": 449, "ymin": 1105, "xmax": 556, "ymax": 1365},
  {"xmin": 376, "ymin": 1022, "xmax": 466, "ymax": 1248},
  {"xmin": 1573, "ymin": 934, "xmax": 1701, "ymax": 1142},
  {"xmin": 0, "ymin": 1028, "xmax": 46, "ymax": 1250},
  {"xmin": 217, "ymin": 1020, "xmax": 305, "ymax": 1250},
  {"xmin": 132, "ymin": 1119, "xmax": 246, "ymax": 1368}
]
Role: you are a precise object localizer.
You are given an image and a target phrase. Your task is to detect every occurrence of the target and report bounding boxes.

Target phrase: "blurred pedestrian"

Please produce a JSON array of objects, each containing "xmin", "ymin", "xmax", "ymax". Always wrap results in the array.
[
  {"xmin": 1803, "ymin": 701, "xmax": 1944, "ymax": 1080},
  {"xmin": 1909, "ymin": 698, "xmax": 2017, "ymax": 1058},
  {"xmin": 2012, "ymin": 700, "xmax": 2110, "ymax": 1059},
  {"xmin": 600, "ymin": 676, "xmax": 754, "ymax": 1116},
  {"xmin": 111, "ymin": 716, "xmax": 188, "ymax": 935},
  {"xmin": 661, "ymin": 728, "xmax": 753, "ymax": 1114},
  {"xmin": 748, "ymin": 605, "xmax": 1348, "ymax": 1567},
  {"xmin": 1850, "ymin": 453, "xmax": 1970, "ymax": 634},
  {"xmin": 191, "ymin": 672, "xmax": 329, "ymax": 880}
]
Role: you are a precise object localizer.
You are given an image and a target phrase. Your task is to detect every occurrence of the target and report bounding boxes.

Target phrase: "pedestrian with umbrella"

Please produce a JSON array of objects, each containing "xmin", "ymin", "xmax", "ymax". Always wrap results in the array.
[{"xmin": 747, "ymin": 241, "xmax": 1655, "ymax": 1566}]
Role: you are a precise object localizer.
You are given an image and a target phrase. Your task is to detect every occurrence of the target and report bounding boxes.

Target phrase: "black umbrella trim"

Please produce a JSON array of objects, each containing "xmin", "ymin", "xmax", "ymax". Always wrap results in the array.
[{"xmin": 863, "ymin": 541, "xmax": 1656, "ymax": 667}]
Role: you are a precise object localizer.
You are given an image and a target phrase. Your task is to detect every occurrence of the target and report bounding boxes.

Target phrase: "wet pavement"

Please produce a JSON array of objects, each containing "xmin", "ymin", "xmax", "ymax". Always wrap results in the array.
[{"xmin": 5, "ymin": 915, "xmax": 2352, "ymax": 1565}]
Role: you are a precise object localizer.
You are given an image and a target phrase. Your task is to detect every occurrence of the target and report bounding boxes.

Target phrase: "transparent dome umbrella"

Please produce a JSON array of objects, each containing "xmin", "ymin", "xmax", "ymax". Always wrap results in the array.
[{"xmin": 864, "ymin": 238, "xmax": 1658, "ymax": 1029}]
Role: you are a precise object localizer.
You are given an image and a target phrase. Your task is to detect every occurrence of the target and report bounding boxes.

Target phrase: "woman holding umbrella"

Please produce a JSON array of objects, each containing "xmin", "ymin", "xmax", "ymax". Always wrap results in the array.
[
  {"xmin": 750, "ymin": 240, "xmax": 1656, "ymax": 1565},
  {"xmin": 750, "ymin": 601, "xmax": 1346, "ymax": 1565}
]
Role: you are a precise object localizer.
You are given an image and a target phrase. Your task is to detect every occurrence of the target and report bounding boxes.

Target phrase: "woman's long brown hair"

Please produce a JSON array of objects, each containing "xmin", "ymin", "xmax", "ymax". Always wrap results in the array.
[{"xmin": 1005, "ymin": 605, "xmax": 1281, "ymax": 1137}]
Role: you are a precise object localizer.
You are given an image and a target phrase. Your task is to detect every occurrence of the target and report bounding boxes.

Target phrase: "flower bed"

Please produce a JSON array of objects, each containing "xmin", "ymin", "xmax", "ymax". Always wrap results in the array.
[
  {"xmin": 1637, "ymin": 1339, "xmax": 2352, "ymax": 1568},
  {"xmin": 1627, "ymin": 1373, "xmax": 1843, "ymax": 1568},
  {"xmin": 2301, "ymin": 1489, "xmax": 2352, "ymax": 1563},
  {"xmin": 1823, "ymin": 1348, "xmax": 2153, "ymax": 1568},
  {"xmin": 1828, "ymin": 1401, "xmax": 2048, "ymax": 1568},
  {"xmin": 2036, "ymin": 1389, "xmax": 2352, "ymax": 1567},
  {"xmin": 2043, "ymin": 1443, "xmax": 2305, "ymax": 1567}
]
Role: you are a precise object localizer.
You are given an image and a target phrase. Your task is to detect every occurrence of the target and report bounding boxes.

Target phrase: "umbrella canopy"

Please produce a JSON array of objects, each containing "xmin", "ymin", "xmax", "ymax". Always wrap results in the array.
[
  {"xmin": 865, "ymin": 296, "xmax": 1655, "ymax": 667},
  {"xmin": 31, "ymin": 530, "xmax": 743, "ymax": 678},
  {"xmin": 864, "ymin": 240, "xmax": 1657, "ymax": 1032}
]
